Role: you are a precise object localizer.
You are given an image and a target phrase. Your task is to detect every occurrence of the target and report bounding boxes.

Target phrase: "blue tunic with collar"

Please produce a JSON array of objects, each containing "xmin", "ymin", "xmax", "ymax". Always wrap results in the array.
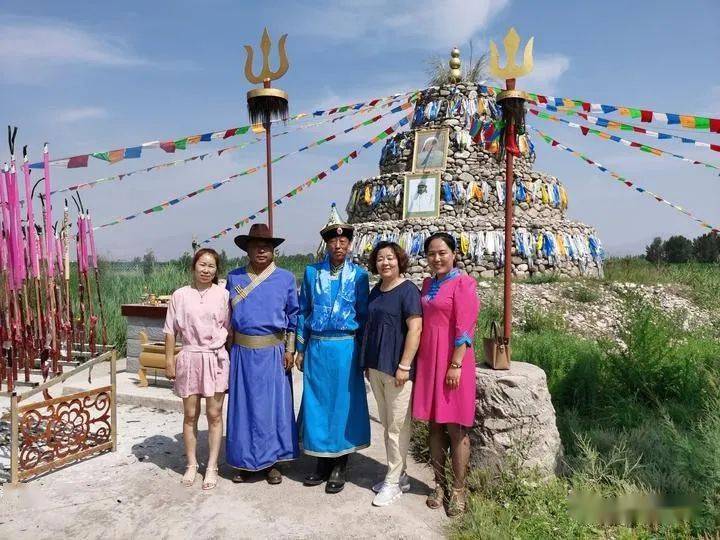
[
  {"xmin": 296, "ymin": 257, "xmax": 371, "ymax": 457},
  {"xmin": 225, "ymin": 265, "xmax": 300, "ymax": 470}
]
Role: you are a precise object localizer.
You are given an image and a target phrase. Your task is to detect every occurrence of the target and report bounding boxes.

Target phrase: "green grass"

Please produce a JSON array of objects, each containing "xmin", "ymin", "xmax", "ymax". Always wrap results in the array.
[
  {"xmin": 562, "ymin": 283, "xmax": 601, "ymax": 303},
  {"xmin": 520, "ymin": 305, "xmax": 567, "ymax": 334},
  {"xmin": 451, "ymin": 298, "xmax": 720, "ymax": 538},
  {"xmin": 452, "ymin": 467, "xmax": 634, "ymax": 539},
  {"xmin": 520, "ymin": 272, "xmax": 562, "ymax": 285},
  {"xmin": 603, "ymin": 257, "xmax": 720, "ymax": 310}
]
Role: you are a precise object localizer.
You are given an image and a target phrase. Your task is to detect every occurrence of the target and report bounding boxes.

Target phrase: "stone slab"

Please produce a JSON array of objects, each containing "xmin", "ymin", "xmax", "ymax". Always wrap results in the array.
[{"xmin": 471, "ymin": 361, "xmax": 563, "ymax": 478}]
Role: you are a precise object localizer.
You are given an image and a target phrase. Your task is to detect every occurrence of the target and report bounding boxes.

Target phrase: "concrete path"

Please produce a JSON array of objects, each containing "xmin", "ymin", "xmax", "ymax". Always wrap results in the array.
[{"xmin": 0, "ymin": 364, "xmax": 447, "ymax": 539}]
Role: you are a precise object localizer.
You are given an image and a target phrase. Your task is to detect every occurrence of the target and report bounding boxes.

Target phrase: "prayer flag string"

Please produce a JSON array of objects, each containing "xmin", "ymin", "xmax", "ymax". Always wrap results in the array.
[
  {"xmin": 476, "ymin": 85, "xmax": 720, "ymax": 133},
  {"xmin": 528, "ymin": 108, "xmax": 720, "ymax": 173},
  {"xmin": 199, "ymin": 113, "xmax": 413, "ymax": 245},
  {"xmin": 95, "ymin": 102, "xmax": 415, "ymax": 230},
  {"xmin": 526, "ymin": 105, "xmax": 720, "ymax": 152},
  {"xmin": 49, "ymin": 101, "xmax": 407, "ymax": 196},
  {"xmin": 30, "ymin": 90, "xmax": 420, "ymax": 170},
  {"xmin": 529, "ymin": 125, "xmax": 719, "ymax": 233}
]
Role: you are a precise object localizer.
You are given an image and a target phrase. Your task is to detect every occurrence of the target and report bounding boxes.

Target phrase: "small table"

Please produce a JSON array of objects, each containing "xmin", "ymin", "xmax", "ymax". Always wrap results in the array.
[{"xmin": 121, "ymin": 304, "xmax": 169, "ymax": 375}]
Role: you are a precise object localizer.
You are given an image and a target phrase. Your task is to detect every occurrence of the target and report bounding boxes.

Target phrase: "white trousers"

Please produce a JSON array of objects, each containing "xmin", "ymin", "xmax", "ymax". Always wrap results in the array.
[{"xmin": 368, "ymin": 368, "xmax": 413, "ymax": 484}]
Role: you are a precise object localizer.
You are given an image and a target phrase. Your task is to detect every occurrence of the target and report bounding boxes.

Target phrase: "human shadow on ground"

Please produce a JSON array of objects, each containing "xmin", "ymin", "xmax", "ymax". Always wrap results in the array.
[
  {"xmin": 281, "ymin": 451, "xmax": 431, "ymax": 496},
  {"xmin": 131, "ymin": 430, "xmax": 227, "ymax": 478},
  {"xmin": 132, "ymin": 431, "xmax": 431, "ymax": 496}
]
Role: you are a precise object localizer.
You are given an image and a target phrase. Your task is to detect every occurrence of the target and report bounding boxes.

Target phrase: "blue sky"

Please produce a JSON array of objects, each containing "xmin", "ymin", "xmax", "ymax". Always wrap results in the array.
[{"xmin": 1, "ymin": 0, "xmax": 718, "ymax": 259}]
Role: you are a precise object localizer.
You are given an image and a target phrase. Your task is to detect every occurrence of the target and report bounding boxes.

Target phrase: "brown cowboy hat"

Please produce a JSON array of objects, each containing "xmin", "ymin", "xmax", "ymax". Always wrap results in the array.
[{"xmin": 233, "ymin": 223, "xmax": 285, "ymax": 252}]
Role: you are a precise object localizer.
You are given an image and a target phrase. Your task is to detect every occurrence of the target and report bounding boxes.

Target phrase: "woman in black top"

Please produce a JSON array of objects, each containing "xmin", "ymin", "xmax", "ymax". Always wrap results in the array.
[{"xmin": 359, "ymin": 241, "xmax": 422, "ymax": 507}]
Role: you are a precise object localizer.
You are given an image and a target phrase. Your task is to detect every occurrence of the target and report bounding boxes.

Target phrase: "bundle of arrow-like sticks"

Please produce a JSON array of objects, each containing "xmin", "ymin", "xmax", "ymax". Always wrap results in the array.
[{"xmin": 0, "ymin": 126, "xmax": 108, "ymax": 393}]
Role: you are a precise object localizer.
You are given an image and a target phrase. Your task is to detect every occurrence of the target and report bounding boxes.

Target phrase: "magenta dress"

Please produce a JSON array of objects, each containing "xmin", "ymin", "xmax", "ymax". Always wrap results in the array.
[
  {"xmin": 163, "ymin": 284, "xmax": 231, "ymax": 398},
  {"xmin": 412, "ymin": 270, "xmax": 480, "ymax": 427}
]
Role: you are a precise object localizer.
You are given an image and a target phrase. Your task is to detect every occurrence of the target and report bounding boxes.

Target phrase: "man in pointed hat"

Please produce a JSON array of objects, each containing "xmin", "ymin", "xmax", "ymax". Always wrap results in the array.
[
  {"xmin": 295, "ymin": 204, "xmax": 371, "ymax": 494},
  {"xmin": 225, "ymin": 223, "xmax": 299, "ymax": 485}
]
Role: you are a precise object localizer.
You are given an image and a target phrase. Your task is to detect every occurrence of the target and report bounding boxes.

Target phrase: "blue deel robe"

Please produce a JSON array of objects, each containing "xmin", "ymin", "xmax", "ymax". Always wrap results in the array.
[
  {"xmin": 225, "ymin": 266, "xmax": 300, "ymax": 471},
  {"xmin": 295, "ymin": 257, "xmax": 370, "ymax": 457}
]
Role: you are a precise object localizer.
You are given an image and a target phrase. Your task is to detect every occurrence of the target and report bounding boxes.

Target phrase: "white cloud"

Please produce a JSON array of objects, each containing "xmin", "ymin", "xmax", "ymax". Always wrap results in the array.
[
  {"xmin": 294, "ymin": 0, "xmax": 510, "ymax": 49},
  {"xmin": 54, "ymin": 106, "xmax": 109, "ymax": 123},
  {"xmin": 0, "ymin": 16, "xmax": 146, "ymax": 81},
  {"xmin": 519, "ymin": 54, "xmax": 570, "ymax": 95}
]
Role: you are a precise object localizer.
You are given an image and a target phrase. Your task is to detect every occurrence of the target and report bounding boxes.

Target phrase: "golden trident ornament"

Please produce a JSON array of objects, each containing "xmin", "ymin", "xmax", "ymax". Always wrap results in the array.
[
  {"xmin": 243, "ymin": 27, "xmax": 289, "ymax": 84},
  {"xmin": 242, "ymin": 28, "xmax": 291, "ymax": 236},
  {"xmin": 489, "ymin": 27, "xmax": 534, "ymax": 81}
]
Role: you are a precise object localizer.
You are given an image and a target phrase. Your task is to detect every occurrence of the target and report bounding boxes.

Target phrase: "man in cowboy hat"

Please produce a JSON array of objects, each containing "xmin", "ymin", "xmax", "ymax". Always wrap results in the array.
[
  {"xmin": 225, "ymin": 223, "xmax": 299, "ymax": 485},
  {"xmin": 295, "ymin": 204, "xmax": 370, "ymax": 494}
]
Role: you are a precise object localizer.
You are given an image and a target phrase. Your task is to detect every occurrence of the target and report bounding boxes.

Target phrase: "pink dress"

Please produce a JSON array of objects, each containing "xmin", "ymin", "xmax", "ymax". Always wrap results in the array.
[
  {"xmin": 163, "ymin": 284, "xmax": 231, "ymax": 398},
  {"xmin": 412, "ymin": 271, "xmax": 480, "ymax": 427}
]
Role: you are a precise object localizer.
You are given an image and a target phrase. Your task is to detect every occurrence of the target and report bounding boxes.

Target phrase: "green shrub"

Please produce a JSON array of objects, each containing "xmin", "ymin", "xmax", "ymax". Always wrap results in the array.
[
  {"xmin": 513, "ymin": 330, "xmax": 605, "ymax": 414},
  {"xmin": 520, "ymin": 306, "xmax": 566, "ymax": 334},
  {"xmin": 605, "ymin": 302, "xmax": 720, "ymax": 423},
  {"xmin": 562, "ymin": 284, "xmax": 601, "ymax": 303},
  {"xmin": 475, "ymin": 298, "xmax": 502, "ymax": 352},
  {"xmin": 452, "ymin": 459, "xmax": 651, "ymax": 539},
  {"xmin": 522, "ymin": 272, "xmax": 562, "ymax": 285}
]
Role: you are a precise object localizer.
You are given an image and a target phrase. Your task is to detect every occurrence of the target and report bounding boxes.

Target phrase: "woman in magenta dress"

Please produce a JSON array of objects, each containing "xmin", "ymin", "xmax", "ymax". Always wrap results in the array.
[
  {"xmin": 164, "ymin": 248, "xmax": 230, "ymax": 491},
  {"xmin": 412, "ymin": 232, "xmax": 480, "ymax": 516}
]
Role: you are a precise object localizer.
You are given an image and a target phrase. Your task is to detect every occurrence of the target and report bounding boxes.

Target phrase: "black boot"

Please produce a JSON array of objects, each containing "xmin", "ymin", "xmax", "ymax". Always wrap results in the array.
[
  {"xmin": 303, "ymin": 457, "xmax": 331, "ymax": 486},
  {"xmin": 325, "ymin": 455, "xmax": 348, "ymax": 494}
]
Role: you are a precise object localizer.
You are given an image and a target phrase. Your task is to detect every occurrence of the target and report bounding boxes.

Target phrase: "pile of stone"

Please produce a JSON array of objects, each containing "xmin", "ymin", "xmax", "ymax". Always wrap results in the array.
[
  {"xmin": 475, "ymin": 280, "xmax": 717, "ymax": 343},
  {"xmin": 347, "ymin": 82, "xmax": 604, "ymax": 279}
]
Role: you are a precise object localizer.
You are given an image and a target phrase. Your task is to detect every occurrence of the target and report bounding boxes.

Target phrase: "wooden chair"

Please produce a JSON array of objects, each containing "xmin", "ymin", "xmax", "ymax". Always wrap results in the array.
[{"xmin": 138, "ymin": 331, "xmax": 180, "ymax": 387}]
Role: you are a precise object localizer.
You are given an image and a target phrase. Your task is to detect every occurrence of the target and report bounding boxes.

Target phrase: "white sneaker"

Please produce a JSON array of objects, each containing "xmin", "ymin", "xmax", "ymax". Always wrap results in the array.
[
  {"xmin": 372, "ymin": 472, "xmax": 410, "ymax": 494},
  {"xmin": 372, "ymin": 483, "xmax": 403, "ymax": 507}
]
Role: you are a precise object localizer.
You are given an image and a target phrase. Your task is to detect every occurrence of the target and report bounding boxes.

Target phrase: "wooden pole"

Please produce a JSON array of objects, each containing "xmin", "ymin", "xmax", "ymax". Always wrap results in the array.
[
  {"xmin": 502, "ymin": 78, "xmax": 516, "ymax": 343},
  {"xmin": 263, "ymin": 79, "xmax": 274, "ymax": 235},
  {"xmin": 1, "ymin": 268, "xmax": 11, "ymax": 391},
  {"xmin": 10, "ymin": 290, "xmax": 20, "ymax": 387},
  {"xmin": 20, "ymin": 283, "xmax": 31, "ymax": 382},
  {"xmin": 110, "ymin": 349, "xmax": 117, "ymax": 452},
  {"xmin": 10, "ymin": 392, "xmax": 19, "ymax": 484}
]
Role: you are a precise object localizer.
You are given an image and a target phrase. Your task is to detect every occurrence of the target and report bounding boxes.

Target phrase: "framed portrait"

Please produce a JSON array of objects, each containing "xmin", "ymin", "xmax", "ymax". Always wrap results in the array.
[
  {"xmin": 403, "ymin": 173, "xmax": 441, "ymax": 219},
  {"xmin": 412, "ymin": 128, "xmax": 450, "ymax": 172}
]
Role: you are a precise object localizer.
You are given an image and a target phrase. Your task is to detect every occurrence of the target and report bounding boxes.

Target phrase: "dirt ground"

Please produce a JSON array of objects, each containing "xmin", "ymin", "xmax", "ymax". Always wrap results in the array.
[{"xmin": 0, "ymin": 378, "xmax": 447, "ymax": 540}]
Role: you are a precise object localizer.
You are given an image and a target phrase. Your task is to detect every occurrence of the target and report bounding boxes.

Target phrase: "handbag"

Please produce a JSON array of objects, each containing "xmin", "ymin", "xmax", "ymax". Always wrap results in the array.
[{"xmin": 483, "ymin": 321, "xmax": 511, "ymax": 370}]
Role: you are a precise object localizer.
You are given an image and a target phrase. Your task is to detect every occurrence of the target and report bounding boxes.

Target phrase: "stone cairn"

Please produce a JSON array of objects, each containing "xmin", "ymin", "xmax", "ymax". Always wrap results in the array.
[{"xmin": 347, "ymin": 83, "xmax": 604, "ymax": 281}]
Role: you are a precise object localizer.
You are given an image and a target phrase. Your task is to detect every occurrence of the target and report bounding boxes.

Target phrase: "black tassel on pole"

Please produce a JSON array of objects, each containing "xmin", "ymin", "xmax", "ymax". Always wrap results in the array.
[
  {"xmin": 247, "ymin": 87, "xmax": 289, "ymax": 126},
  {"xmin": 497, "ymin": 90, "xmax": 527, "ymax": 158},
  {"xmin": 501, "ymin": 97, "xmax": 526, "ymax": 135}
]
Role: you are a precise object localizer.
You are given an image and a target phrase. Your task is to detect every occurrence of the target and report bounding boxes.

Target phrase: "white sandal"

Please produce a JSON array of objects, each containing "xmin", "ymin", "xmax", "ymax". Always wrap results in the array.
[
  {"xmin": 202, "ymin": 467, "xmax": 219, "ymax": 490},
  {"xmin": 181, "ymin": 464, "xmax": 199, "ymax": 487}
]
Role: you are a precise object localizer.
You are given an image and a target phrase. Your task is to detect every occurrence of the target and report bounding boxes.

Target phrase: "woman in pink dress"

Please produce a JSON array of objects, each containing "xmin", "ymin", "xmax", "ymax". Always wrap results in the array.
[
  {"xmin": 164, "ymin": 248, "xmax": 230, "ymax": 491},
  {"xmin": 412, "ymin": 233, "xmax": 480, "ymax": 516}
]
